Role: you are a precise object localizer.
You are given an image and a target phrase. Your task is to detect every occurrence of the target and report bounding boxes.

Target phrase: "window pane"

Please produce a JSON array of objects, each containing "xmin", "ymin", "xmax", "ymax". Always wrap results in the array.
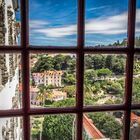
[
  {"xmin": 132, "ymin": 55, "xmax": 140, "ymax": 104},
  {"xmin": 135, "ymin": 0, "xmax": 140, "ymax": 47},
  {"xmin": 83, "ymin": 112, "xmax": 124, "ymax": 140},
  {"xmin": 30, "ymin": 53, "xmax": 76, "ymax": 108},
  {"xmin": 0, "ymin": 117, "xmax": 23, "ymax": 139},
  {"xmin": 84, "ymin": 54, "xmax": 126, "ymax": 106},
  {"xmin": 0, "ymin": 0, "xmax": 20, "ymax": 46},
  {"xmin": 29, "ymin": 0, "xmax": 77, "ymax": 46},
  {"xmin": 31, "ymin": 114, "xmax": 76, "ymax": 140},
  {"xmin": 130, "ymin": 110, "xmax": 140, "ymax": 139},
  {"xmin": 0, "ymin": 53, "xmax": 22, "ymax": 110},
  {"xmin": 85, "ymin": 0, "xmax": 128, "ymax": 47}
]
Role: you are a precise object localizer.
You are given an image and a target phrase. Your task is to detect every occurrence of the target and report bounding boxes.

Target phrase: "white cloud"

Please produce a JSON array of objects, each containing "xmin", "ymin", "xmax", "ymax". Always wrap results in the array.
[
  {"xmin": 30, "ymin": 20, "xmax": 49, "ymax": 29},
  {"xmin": 35, "ymin": 25, "xmax": 77, "ymax": 37},
  {"xmin": 32, "ymin": 9, "xmax": 140, "ymax": 38},
  {"xmin": 87, "ymin": 6, "xmax": 108, "ymax": 12}
]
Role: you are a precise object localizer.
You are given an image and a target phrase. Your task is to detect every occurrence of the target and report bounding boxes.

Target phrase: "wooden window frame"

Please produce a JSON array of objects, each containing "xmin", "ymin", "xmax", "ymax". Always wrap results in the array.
[{"xmin": 0, "ymin": 0, "xmax": 138, "ymax": 139}]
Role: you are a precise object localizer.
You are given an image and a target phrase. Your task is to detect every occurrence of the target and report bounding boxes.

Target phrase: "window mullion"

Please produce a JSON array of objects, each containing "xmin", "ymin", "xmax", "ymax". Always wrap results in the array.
[
  {"xmin": 76, "ymin": 0, "xmax": 85, "ymax": 139},
  {"xmin": 21, "ymin": 0, "xmax": 30, "ymax": 139},
  {"xmin": 124, "ymin": 0, "xmax": 136, "ymax": 139}
]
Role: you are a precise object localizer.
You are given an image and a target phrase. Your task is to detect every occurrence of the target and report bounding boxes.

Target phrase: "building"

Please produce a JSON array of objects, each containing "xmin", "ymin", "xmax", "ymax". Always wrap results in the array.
[
  {"xmin": 47, "ymin": 89, "xmax": 67, "ymax": 101},
  {"xmin": 32, "ymin": 70, "xmax": 63, "ymax": 87},
  {"xmin": 83, "ymin": 114, "xmax": 109, "ymax": 140},
  {"xmin": 19, "ymin": 85, "xmax": 67, "ymax": 106},
  {"xmin": 130, "ymin": 113, "xmax": 140, "ymax": 140},
  {"xmin": 0, "ymin": 0, "xmax": 22, "ymax": 139}
]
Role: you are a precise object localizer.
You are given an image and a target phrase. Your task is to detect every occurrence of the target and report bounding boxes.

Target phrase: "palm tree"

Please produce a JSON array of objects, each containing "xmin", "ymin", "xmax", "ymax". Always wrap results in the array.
[{"xmin": 36, "ymin": 85, "xmax": 53, "ymax": 106}]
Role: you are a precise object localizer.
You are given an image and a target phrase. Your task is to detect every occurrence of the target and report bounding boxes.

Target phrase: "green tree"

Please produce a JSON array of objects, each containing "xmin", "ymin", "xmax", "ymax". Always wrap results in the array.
[
  {"xmin": 32, "ymin": 55, "xmax": 54, "ymax": 72},
  {"xmin": 36, "ymin": 85, "xmax": 53, "ymax": 106},
  {"xmin": 97, "ymin": 68, "xmax": 112, "ymax": 78},
  {"xmin": 105, "ymin": 55, "xmax": 115, "ymax": 70},
  {"xmin": 132, "ymin": 78, "xmax": 140, "ymax": 103},
  {"xmin": 62, "ymin": 85, "xmax": 76, "ymax": 98},
  {"xmin": 41, "ymin": 99, "xmax": 121, "ymax": 140},
  {"xmin": 84, "ymin": 69, "xmax": 97, "ymax": 84},
  {"xmin": 62, "ymin": 72, "xmax": 76, "ymax": 85},
  {"xmin": 106, "ymin": 82, "xmax": 123, "ymax": 95},
  {"xmin": 87, "ymin": 113, "xmax": 122, "ymax": 139}
]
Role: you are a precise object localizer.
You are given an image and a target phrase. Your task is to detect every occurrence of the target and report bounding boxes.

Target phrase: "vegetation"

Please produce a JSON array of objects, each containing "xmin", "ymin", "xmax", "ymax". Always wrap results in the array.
[
  {"xmin": 31, "ymin": 47, "xmax": 140, "ymax": 139},
  {"xmin": 41, "ymin": 99, "xmax": 122, "ymax": 139}
]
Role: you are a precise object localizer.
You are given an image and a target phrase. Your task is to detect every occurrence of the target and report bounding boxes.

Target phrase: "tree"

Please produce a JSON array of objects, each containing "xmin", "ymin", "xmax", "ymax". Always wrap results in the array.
[
  {"xmin": 42, "ymin": 114, "xmax": 75, "ymax": 140},
  {"xmin": 132, "ymin": 78, "xmax": 140, "ymax": 103},
  {"xmin": 97, "ymin": 68, "xmax": 112, "ymax": 78},
  {"xmin": 62, "ymin": 85, "xmax": 76, "ymax": 98},
  {"xmin": 87, "ymin": 112, "xmax": 122, "ymax": 139},
  {"xmin": 42, "ymin": 99, "xmax": 75, "ymax": 140},
  {"xmin": 106, "ymin": 82, "xmax": 123, "ymax": 95},
  {"xmin": 112, "ymin": 58, "xmax": 125, "ymax": 75},
  {"xmin": 41, "ymin": 99, "xmax": 121, "ymax": 140},
  {"xmin": 84, "ymin": 69, "xmax": 97, "ymax": 84},
  {"xmin": 62, "ymin": 72, "xmax": 76, "ymax": 85},
  {"xmin": 32, "ymin": 55, "xmax": 54, "ymax": 72},
  {"xmin": 105, "ymin": 55, "xmax": 115, "ymax": 70},
  {"xmin": 36, "ymin": 85, "xmax": 53, "ymax": 106}
]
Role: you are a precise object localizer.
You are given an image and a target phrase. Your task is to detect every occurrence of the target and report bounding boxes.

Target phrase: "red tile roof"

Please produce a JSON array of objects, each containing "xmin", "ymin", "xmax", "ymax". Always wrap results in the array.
[
  {"xmin": 131, "ymin": 113, "xmax": 140, "ymax": 123},
  {"xmin": 83, "ymin": 114, "xmax": 105, "ymax": 139}
]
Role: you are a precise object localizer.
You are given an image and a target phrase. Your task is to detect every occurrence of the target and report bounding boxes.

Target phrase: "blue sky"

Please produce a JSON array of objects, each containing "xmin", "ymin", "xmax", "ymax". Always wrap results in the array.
[{"xmin": 21, "ymin": 0, "xmax": 140, "ymax": 46}]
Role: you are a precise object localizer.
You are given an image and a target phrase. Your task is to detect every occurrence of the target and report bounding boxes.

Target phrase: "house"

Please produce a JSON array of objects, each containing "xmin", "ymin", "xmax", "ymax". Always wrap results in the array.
[{"xmin": 32, "ymin": 70, "xmax": 63, "ymax": 87}]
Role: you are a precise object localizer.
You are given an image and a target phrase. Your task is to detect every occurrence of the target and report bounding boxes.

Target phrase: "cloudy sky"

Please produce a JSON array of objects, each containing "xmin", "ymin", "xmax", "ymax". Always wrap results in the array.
[{"xmin": 27, "ymin": 0, "xmax": 140, "ymax": 46}]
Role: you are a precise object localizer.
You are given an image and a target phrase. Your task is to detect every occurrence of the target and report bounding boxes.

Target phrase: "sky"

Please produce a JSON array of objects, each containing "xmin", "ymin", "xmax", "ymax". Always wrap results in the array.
[{"xmin": 18, "ymin": 0, "xmax": 140, "ymax": 46}]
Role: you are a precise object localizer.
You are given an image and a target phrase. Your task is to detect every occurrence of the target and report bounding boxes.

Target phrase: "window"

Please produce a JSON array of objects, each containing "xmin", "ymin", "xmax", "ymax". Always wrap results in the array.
[{"xmin": 0, "ymin": 0, "xmax": 139, "ymax": 140}]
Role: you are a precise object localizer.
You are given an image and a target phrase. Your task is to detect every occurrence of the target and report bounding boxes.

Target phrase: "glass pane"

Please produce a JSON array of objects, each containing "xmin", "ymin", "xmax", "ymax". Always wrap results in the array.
[
  {"xmin": 132, "ymin": 55, "xmax": 140, "ymax": 104},
  {"xmin": 29, "ymin": 0, "xmax": 77, "ymax": 46},
  {"xmin": 135, "ymin": 0, "xmax": 140, "ymax": 47},
  {"xmin": 0, "ymin": 53, "xmax": 22, "ymax": 110},
  {"xmin": 0, "ymin": 0, "xmax": 20, "ymax": 46},
  {"xmin": 31, "ymin": 114, "xmax": 76, "ymax": 140},
  {"xmin": 84, "ymin": 54, "xmax": 126, "ymax": 106},
  {"xmin": 130, "ymin": 110, "xmax": 140, "ymax": 140},
  {"xmin": 83, "ymin": 112, "xmax": 124, "ymax": 140},
  {"xmin": 30, "ymin": 53, "xmax": 76, "ymax": 108},
  {"xmin": 85, "ymin": 0, "xmax": 128, "ymax": 47},
  {"xmin": 0, "ymin": 117, "xmax": 23, "ymax": 140}
]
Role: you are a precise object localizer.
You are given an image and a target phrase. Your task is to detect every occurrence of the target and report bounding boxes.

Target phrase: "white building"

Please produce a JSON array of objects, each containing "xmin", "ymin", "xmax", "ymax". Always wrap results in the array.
[
  {"xmin": 0, "ymin": 0, "xmax": 22, "ymax": 139},
  {"xmin": 32, "ymin": 71, "xmax": 63, "ymax": 87}
]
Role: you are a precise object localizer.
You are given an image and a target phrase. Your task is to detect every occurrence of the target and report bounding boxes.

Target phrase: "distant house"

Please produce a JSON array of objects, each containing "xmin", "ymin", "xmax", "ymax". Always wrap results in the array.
[
  {"xmin": 19, "ymin": 85, "xmax": 67, "ymax": 105},
  {"xmin": 32, "ymin": 70, "xmax": 63, "ymax": 87},
  {"xmin": 48, "ymin": 89, "xmax": 67, "ymax": 101}
]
